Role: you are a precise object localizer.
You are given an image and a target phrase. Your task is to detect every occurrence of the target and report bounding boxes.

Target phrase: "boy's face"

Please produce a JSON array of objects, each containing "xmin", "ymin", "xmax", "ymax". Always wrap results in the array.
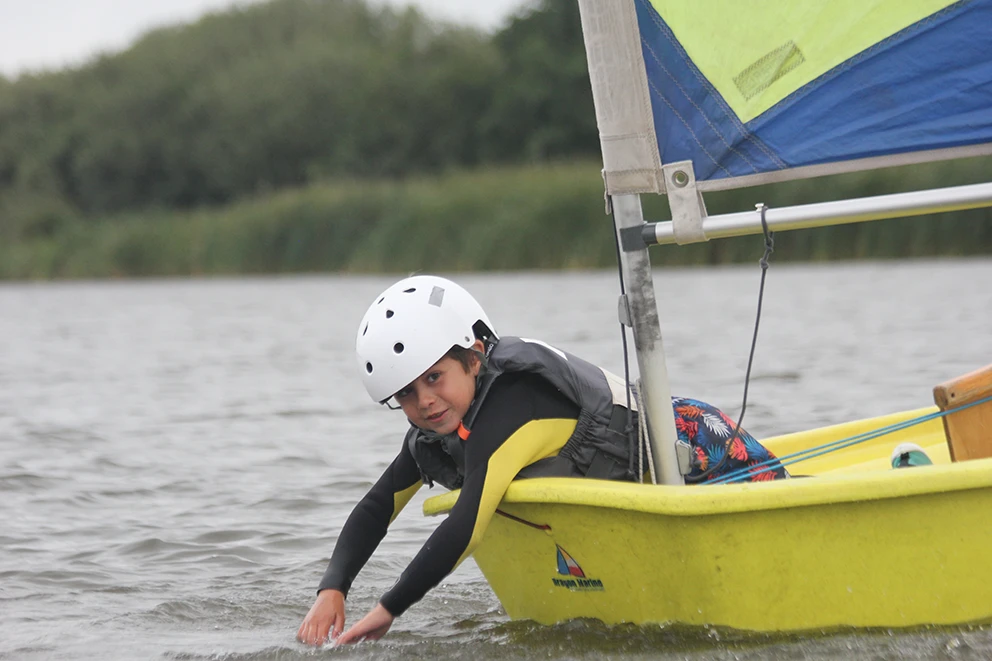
[{"xmin": 393, "ymin": 342, "xmax": 483, "ymax": 435}]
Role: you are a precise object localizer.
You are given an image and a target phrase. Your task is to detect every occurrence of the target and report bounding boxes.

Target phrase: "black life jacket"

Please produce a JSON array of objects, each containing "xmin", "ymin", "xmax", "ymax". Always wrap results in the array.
[{"xmin": 407, "ymin": 336, "xmax": 639, "ymax": 490}]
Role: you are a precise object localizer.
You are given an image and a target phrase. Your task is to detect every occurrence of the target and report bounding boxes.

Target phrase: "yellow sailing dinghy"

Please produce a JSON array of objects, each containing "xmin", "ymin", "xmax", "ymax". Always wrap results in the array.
[{"xmin": 425, "ymin": 0, "xmax": 992, "ymax": 632}]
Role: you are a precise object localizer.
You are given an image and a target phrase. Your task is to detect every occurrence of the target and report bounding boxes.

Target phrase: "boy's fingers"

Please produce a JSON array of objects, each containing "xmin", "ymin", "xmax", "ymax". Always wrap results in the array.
[
  {"xmin": 336, "ymin": 625, "xmax": 362, "ymax": 646},
  {"xmin": 297, "ymin": 622, "xmax": 327, "ymax": 646}
]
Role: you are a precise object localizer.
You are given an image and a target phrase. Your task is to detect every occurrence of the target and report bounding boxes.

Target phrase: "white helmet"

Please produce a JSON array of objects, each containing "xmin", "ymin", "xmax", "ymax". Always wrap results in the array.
[{"xmin": 355, "ymin": 275, "xmax": 496, "ymax": 403}]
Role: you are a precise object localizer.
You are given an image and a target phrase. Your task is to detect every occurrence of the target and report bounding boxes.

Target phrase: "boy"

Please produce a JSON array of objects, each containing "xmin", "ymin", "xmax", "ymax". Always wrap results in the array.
[{"xmin": 297, "ymin": 275, "xmax": 785, "ymax": 645}]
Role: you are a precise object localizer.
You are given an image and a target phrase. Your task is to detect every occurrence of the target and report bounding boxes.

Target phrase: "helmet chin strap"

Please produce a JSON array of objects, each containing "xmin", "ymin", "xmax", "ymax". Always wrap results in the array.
[
  {"xmin": 457, "ymin": 345, "xmax": 494, "ymax": 438},
  {"xmin": 473, "ymin": 348, "xmax": 489, "ymax": 374},
  {"xmin": 472, "ymin": 344, "xmax": 492, "ymax": 394}
]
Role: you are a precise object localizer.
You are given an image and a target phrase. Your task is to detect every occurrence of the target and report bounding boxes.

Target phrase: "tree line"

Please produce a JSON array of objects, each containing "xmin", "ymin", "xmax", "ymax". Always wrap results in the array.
[{"xmin": 0, "ymin": 0, "xmax": 597, "ymax": 240}]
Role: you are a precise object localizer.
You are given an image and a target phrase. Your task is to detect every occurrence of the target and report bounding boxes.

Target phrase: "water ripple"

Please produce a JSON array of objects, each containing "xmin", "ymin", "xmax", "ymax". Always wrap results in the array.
[{"xmin": 0, "ymin": 473, "xmax": 58, "ymax": 491}]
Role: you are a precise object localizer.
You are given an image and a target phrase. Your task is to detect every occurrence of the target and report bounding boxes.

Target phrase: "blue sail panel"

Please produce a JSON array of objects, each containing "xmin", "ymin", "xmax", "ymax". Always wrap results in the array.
[{"xmin": 752, "ymin": 1, "xmax": 992, "ymax": 167}]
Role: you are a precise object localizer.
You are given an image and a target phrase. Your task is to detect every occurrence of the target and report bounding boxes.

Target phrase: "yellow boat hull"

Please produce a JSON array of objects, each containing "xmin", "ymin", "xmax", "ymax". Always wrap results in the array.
[{"xmin": 423, "ymin": 407, "xmax": 992, "ymax": 631}]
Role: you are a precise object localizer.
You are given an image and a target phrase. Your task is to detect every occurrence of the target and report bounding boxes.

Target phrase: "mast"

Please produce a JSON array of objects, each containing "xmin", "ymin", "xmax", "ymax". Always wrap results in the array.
[{"xmin": 612, "ymin": 194, "xmax": 683, "ymax": 485}]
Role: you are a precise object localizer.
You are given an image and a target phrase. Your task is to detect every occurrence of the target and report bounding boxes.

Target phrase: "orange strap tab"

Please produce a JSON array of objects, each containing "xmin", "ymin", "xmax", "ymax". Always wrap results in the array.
[{"xmin": 457, "ymin": 422, "xmax": 471, "ymax": 440}]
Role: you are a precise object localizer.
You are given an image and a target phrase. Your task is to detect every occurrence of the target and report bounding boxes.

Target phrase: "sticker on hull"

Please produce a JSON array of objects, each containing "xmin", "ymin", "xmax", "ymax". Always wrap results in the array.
[{"xmin": 552, "ymin": 544, "xmax": 604, "ymax": 591}]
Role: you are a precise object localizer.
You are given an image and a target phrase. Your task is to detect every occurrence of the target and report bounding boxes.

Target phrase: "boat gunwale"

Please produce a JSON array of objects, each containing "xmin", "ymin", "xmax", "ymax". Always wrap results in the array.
[{"xmin": 423, "ymin": 455, "xmax": 992, "ymax": 518}]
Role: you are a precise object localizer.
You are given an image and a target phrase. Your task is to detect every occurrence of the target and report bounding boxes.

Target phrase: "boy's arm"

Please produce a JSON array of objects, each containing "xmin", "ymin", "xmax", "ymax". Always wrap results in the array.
[
  {"xmin": 377, "ymin": 374, "xmax": 577, "ymax": 617},
  {"xmin": 317, "ymin": 439, "xmax": 422, "ymax": 596},
  {"xmin": 299, "ymin": 440, "xmax": 422, "ymax": 646}
]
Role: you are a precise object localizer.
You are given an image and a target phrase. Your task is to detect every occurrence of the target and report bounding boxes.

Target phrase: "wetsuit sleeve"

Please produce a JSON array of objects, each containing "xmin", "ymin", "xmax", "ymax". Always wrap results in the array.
[
  {"xmin": 379, "ymin": 373, "xmax": 578, "ymax": 616},
  {"xmin": 316, "ymin": 438, "xmax": 422, "ymax": 597}
]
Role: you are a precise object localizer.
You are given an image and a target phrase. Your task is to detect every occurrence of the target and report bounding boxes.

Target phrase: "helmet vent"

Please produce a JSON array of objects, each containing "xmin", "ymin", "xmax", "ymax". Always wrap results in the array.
[
  {"xmin": 362, "ymin": 323, "xmax": 368, "ymax": 336},
  {"xmin": 403, "ymin": 288, "xmax": 416, "ymax": 293},
  {"xmin": 385, "ymin": 310, "xmax": 394, "ymax": 319},
  {"xmin": 393, "ymin": 343, "xmax": 405, "ymax": 354},
  {"xmin": 377, "ymin": 297, "xmax": 384, "ymax": 304},
  {"xmin": 365, "ymin": 362, "xmax": 373, "ymax": 373}
]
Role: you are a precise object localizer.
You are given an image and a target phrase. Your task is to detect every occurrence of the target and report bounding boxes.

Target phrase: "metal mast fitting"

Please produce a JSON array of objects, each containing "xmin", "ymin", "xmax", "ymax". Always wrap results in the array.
[{"xmin": 663, "ymin": 161, "xmax": 709, "ymax": 245}]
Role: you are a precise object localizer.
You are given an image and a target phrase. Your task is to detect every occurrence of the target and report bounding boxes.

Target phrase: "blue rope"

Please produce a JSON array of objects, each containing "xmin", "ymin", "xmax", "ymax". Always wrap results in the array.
[{"xmin": 707, "ymin": 393, "xmax": 992, "ymax": 485}]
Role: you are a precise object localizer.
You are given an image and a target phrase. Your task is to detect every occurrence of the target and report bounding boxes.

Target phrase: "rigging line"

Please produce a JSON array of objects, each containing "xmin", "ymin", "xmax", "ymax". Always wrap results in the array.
[
  {"xmin": 636, "ymin": 378, "xmax": 657, "ymax": 485},
  {"xmin": 714, "ymin": 423, "xmax": 915, "ymax": 484},
  {"xmin": 686, "ymin": 203, "xmax": 775, "ymax": 483},
  {"xmin": 711, "ymin": 393, "xmax": 992, "ymax": 484},
  {"xmin": 747, "ymin": 394, "xmax": 992, "ymax": 479},
  {"xmin": 495, "ymin": 508, "xmax": 551, "ymax": 531},
  {"xmin": 609, "ymin": 196, "xmax": 639, "ymax": 482}
]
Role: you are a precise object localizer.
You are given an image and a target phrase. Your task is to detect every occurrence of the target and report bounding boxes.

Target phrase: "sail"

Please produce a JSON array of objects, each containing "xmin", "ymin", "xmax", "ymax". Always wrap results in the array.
[{"xmin": 578, "ymin": 0, "xmax": 992, "ymax": 194}]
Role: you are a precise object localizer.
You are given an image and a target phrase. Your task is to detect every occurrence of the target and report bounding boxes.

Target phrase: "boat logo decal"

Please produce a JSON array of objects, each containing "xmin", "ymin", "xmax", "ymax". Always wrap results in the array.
[{"xmin": 552, "ymin": 544, "xmax": 604, "ymax": 591}]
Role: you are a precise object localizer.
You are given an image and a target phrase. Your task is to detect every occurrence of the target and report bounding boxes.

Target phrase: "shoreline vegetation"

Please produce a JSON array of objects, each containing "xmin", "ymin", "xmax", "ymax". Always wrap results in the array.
[
  {"xmin": 3, "ymin": 157, "xmax": 990, "ymax": 280},
  {"xmin": 2, "ymin": 0, "xmax": 990, "ymax": 280}
]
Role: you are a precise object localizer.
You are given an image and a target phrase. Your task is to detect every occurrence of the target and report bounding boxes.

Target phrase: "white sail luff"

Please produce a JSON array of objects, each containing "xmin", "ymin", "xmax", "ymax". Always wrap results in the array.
[{"xmin": 576, "ymin": 0, "xmax": 665, "ymax": 195}]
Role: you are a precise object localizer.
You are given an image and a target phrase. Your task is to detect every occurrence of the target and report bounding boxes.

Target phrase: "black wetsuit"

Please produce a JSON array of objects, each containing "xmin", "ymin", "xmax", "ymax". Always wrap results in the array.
[{"xmin": 317, "ymin": 372, "xmax": 578, "ymax": 616}]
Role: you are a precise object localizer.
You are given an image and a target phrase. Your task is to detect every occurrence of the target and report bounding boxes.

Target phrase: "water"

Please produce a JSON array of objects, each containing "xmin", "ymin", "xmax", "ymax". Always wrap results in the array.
[{"xmin": 2, "ymin": 260, "xmax": 991, "ymax": 660}]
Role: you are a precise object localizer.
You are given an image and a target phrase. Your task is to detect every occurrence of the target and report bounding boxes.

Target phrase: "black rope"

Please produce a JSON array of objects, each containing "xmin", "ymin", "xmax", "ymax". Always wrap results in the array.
[
  {"xmin": 685, "ymin": 203, "xmax": 774, "ymax": 483},
  {"xmin": 496, "ymin": 508, "xmax": 552, "ymax": 531},
  {"xmin": 609, "ymin": 197, "xmax": 639, "ymax": 481}
]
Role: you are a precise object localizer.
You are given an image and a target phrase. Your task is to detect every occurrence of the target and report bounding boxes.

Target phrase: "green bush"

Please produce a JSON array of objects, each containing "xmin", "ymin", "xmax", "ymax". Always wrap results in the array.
[{"xmin": 2, "ymin": 158, "xmax": 990, "ymax": 280}]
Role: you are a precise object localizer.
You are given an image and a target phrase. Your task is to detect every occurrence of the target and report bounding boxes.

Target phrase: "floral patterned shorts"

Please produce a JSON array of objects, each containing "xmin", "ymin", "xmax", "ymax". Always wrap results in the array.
[{"xmin": 672, "ymin": 397, "xmax": 789, "ymax": 483}]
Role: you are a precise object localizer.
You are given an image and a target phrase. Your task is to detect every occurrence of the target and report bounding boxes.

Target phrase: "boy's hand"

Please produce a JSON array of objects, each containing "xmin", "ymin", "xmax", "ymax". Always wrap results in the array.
[
  {"xmin": 296, "ymin": 589, "xmax": 345, "ymax": 646},
  {"xmin": 335, "ymin": 603, "xmax": 394, "ymax": 645}
]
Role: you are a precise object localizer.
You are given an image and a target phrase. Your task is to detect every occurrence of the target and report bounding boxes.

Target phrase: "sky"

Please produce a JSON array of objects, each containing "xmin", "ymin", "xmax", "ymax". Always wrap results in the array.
[{"xmin": 0, "ymin": 0, "xmax": 528, "ymax": 78}]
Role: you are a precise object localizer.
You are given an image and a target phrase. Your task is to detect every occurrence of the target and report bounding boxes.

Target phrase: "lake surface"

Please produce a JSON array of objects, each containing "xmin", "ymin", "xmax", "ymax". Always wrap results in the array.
[{"xmin": 2, "ymin": 260, "xmax": 991, "ymax": 660}]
